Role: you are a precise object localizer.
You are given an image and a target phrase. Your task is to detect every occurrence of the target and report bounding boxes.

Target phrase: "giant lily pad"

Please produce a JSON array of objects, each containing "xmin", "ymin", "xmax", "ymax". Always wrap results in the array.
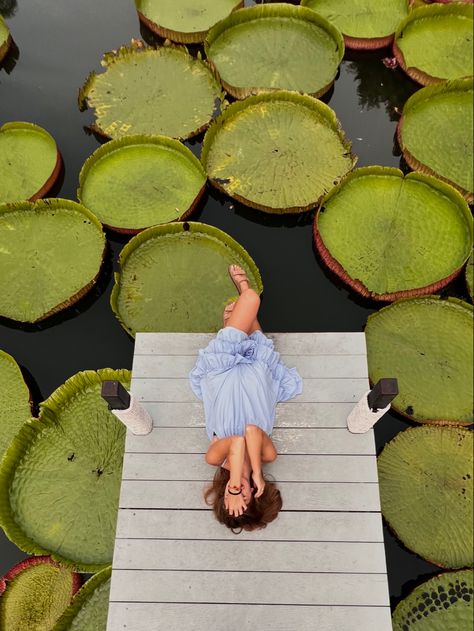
[
  {"xmin": 378, "ymin": 426, "xmax": 473, "ymax": 568},
  {"xmin": 0, "ymin": 350, "xmax": 31, "ymax": 462},
  {"xmin": 301, "ymin": 0, "xmax": 409, "ymax": 49},
  {"xmin": 0, "ymin": 15, "xmax": 11, "ymax": 63},
  {"xmin": 0, "ymin": 199, "xmax": 105, "ymax": 323},
  {"xmin": 135, "ymin": 0, "xmax": 243, "ymax": 43},
  {"xmin": 366, "ymin": 296, "xmax": 473, "ymax": 424},
  {"xmin": 466, "ymin": 250, "xmax": 473, "ymax": 300},
  {"xmin": 398, "ymin": 78, "xmax": 473, "ymax": 202},
  {"xmin": 78, "ymin": 135, "xmax": 206, "ymax": 233},
  {"xmin": 205, "ymin": 4, "xmax": 344, "ymax": 99},
  {"xmin": 0, "ymin": 122, "xmax": 62, "ymax": 204},
  {"xmin": 394, "ymin": 4, "xmax": 473, "ymax": 85},
  {"xmin": 314, "ymin": 167, "xmax": 473, "ymax": 300},
  {"xmin": 392, "ymin": 569, "xmax": 474, "ymax": 630},
  {"xmin": 79, "ymin": 41, "xmax": 224, "ymax": 140},
  {"xmin": 53, "ymin": 566, "xmax": 111, "ymax": 631},
  {"xmin": 111, "ymin": 221, "xmax": 263, "ymax": 336},
  {"xmin": 201, "ymin": 90, "xmax": 356, "ymax": 213},
  {"xmin": 0, "ymin": 556, "xmax": 81, "ymax": 631},
  {"xmin": 0, "ymin": 369, "xmax": 130, "ymax": 572}
]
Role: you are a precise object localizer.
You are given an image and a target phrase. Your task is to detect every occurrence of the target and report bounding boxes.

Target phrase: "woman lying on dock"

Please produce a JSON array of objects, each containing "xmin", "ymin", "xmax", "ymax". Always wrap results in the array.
[{"xmin": 189, "ymin": 264, "xmax": 303, "ymax": 532}]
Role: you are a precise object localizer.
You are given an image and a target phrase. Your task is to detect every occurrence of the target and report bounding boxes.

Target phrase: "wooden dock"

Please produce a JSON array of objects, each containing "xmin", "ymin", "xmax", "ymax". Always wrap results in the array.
[{"xmin": 107, "ymin": 332, "xmax": 392, "ymax": 631}]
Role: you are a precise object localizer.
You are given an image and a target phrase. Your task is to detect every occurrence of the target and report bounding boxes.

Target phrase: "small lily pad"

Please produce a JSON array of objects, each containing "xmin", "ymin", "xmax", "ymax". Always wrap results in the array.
[
  {"xmin": 398, "ymin": 78, "xmax": 473, "ymax": 202},
  {"xmin": 0, "ymin": 122, "xmax": 62, "ymax": 204},
  {"xmin": 366, "ymin": 296, "xmax": 473, "ymax": 424},
  {"xmin": 0, "ymin": 369, "xmax": 130, "ymax": 572},
  {"xmin": 205, "ymin": 4, "xmax": 344, "ymax": 98},
  {"xmin": 0, "ymin": 350, "xmax": 31, "ymax": 462},
  {"xmin": 378, "ymin": 426, "xmax": 473, "ymax": 568},
  {"xmin": 79, "ymin": 41, "xmax": 224, "ymax": 140},
  {"xmin": 135, "ymin": 0, "xmax": 243, "ymax": 43},
  {"xmin": 394, "ymin": 3, "xmax": 473, "ymax": 85},
  {"xmin": 0, "ymin": 15, "xmax": 11, "ymax": 63},
  {"xmin": 78, "ymin": 135, "xmax": 207, "ymax": 233},
  {"xmin": 0, "ymin": 556, "xmax": 81, "ymax": 631},
  {"xmin": 53, "ymin": 566, "xmax": 111, "ymax": 631},
  {"xmin": 301, "ymin": 0, "xmax": 409, "ymax": 49},
  {"xmin": 392, "ymin": 569, "xmax": 474, "ymax": 630},
  {"xmin": 0, "ymin": 199, "xmax": 106, "ymax": 323},
  {"xmin": 110, "ymin": 221, "xmax": 263, "ymax": 336},
  {"xmin": 315, "ymin": 167, "xmax": 473, "ymax": 300},
  {"xmin": 202, "ymin": 90, "xmax": 356, "ymax": 213}
]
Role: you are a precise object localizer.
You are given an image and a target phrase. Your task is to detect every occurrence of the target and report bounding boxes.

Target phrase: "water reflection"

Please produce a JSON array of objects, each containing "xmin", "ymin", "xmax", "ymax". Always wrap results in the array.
[
  {"xmin": 345, "ymin": 52, "xmax": 417, "ymax": 121},
  {"xmin": 0, "ymin": 0, "xmax": 17, "ymax": 18}
]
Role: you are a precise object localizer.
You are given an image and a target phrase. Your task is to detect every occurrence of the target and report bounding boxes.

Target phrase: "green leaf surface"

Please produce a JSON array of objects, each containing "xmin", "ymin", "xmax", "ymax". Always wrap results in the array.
[
  {"xmin": 0, "ymin": 15, "xmax": 10, "ymax": 62},
  {"xmin": 399, "ymin": 78, "xmax": 473, "ymax": 200},
  {"xmin": 0, "ymin": 122, "xmax": 59, "ymax": 204},
  {"xmin": 0, "ymin": 369, "xmax": 130, "ymax": 572},
  {"xmin": 111, "ymin": 221, "xmax": 263, "ymax": 336},
  {"xmin": 78, "ymin": 135, "xmax": 206, "ymax": 232},
  {"xmin": 135, "ymin": 0, "xmax": 241, "ymax": 41},
  {"xmin": 202, "ymin": 90, "xmax": 356, "ymax": 212},
  {"xmin": 366, "ymin": 296, "xmax": 473, "ymax": 424},
  {"xmin": 80, "ymin": 43, "xmax": 224, "ymax": 140},
  {"xmin": 0, "ymin": 556, "xmax": 80, "ymax": 631},
  {"xmin": 53, "ymin": 567, "xmax": 111, "ymax": 631},
  {"xmin": 378, "ymin": 426, "xmax": 473, "ymax": 568},
  {"xmin": 466, "ymin": 250, "xmax": 473, "ymax": 300},
  {"xmin": 0, "ymin": 350, "xmax": 30, "ymax": 462},
  {"xmin": 395, "ymin": 4, "xmax": 473, "ymax": 83},
  {"xmin": 392, "ymin": 569, "xmax": 474, "ymax": 630},
  {"xmin": 0, "ymin": 199, "xmax": 105, "ymax": 323},
  {"xmin": 205, "ymin": 4, "xmax": 344, "ymax": 98},
  {"xmin": 301, "ymin": 0, "xmax": 409, "ymax": 39},
  {"xmin": 316, "ymin": 167, "xmax": 473, "ymax": 297}
]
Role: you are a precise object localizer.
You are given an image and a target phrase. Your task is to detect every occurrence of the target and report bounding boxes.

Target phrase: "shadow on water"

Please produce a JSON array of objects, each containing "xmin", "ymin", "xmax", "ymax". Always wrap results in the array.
[{"xmin": 0, "ymin": 38, "xmax": 19, "ymax": 74}]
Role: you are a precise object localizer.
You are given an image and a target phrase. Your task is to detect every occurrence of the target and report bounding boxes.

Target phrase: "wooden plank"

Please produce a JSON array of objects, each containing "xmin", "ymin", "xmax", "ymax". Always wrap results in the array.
[
  {"xmin": 131, "ymin": 377, "xmax": 368, "ymax": 403},
  {"xmin": 132, "ymin": 354, "xmax": 368, "ymax": 379},
  {"xmin": 107, "ymin": 603, "xmax": 392, "ymax": 631},
  {"xmin": 125, "ymin": 428, "xmax": 375, "ymax": 455},
  {"xmin": 134, "ymin": 332, "xmax": 367, "ymax": 356},
  {"xmin": 139, "ymin": 401, "xmax": 357, "ymax": 428},
  {"xmin": 119, "ymin": 481, "xmax": 381, "ymax": 512},
  {"xmin": 121, "ymin": 453, "xmax": 379, "ymax": 482},
  {"xmin": 113, "ymin": 540, "xmax": 388, "ymax": 573},
  {"xmin": 109, "ymin": 570, "xmax": 390, "ymax": 606},
  {"xmin": 115, "ymin": 509, "xmax": 384, "ymax": 542}
]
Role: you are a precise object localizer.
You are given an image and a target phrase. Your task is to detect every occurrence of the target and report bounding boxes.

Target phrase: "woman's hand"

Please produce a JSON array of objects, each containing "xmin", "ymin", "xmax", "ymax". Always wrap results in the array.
[
  {"xmin": 224, "ymin": 483, "xmax": 247, "ymax": 516},
  {"xmin": 252, "ymin": 470, "xmax": 265, "ymax": 498}
]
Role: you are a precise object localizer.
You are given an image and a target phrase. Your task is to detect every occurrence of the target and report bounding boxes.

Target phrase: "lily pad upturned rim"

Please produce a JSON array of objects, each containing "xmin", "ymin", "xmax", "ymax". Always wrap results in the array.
[
  {"xmin": 110, "ymin": 220, "xmax": 264, "ymax": 338},
  {"xmin": 0, "ymin": 198, "xmax": 106, "ymax": 323},
  {"xmin": 392, "ymin": 569, "xmax": 473, "ymax": 630},
  {"xmin": 136, "ymin": 0, "xmax": 244, "ymax": 44},
  {"xmin": 0, "ymin": 349, "xmax": 32, "ymax": 463},
  {"xmin": 77, "ymin": 134, "xmax": 207, "ymax": 234},
  {"xmin": 0, "ymin": 122, "xmax": 63, "ymax": 202},
  {"xmin": 313, "ymin": 166, "xmax": 473, "ymax": 301},
  {"xmin": 378, "ymin": 426, "xmax": 473, "ymax": 568},
  {"xmin": 52, "ymin": 566, "xmax": 111, "ymax": 631},
  {"xmin": 0, "ymin": 555, "xmax": 82, "ymax": 599},
  {"xmin": 393, "ymin": 3, "xmax": 474, "ymax": 86},
  {"xmin": 201, "ymin": 89, "xmax": 356, "ymax": 213},
  {"xmin": 205, "ymin": 3, "xmax": 345, "ymax": 99},
  {"xmin": 78, "ymin": 40, "xmax": 225, "ymax": 141},
  {"xmin": 0, "ymin": 368, "xmax": 130, "ymax": 573},
  {"xmin": 466, "ymin": 250, "xmax": 474, "ymax": 300},
  {"xmin": 366, "ymin": 295, "xmax": 473, "ymax": 425},
  {"xmin": 397, "ymin": 77, "xmax": 473, "ymax": 203},
  {"xmin": 301, "ymin": 0, "xmax": 410, "ymax": 50},
  {"xmin": 0, "ymin": 16, "xmax": 12, "ymax": 64}
]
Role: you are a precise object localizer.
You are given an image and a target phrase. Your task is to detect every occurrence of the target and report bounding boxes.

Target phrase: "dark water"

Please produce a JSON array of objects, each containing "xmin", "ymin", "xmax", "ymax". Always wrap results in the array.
[{"xmin": 1, "ymin": 0, "xmax": 458, "ymax": 611}]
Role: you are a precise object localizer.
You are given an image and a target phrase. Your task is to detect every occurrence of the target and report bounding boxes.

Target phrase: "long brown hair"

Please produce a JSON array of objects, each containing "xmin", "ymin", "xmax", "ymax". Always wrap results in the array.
[{"xmin": 204, "ymin": 467, "xmax": 282, "ymax": 533}]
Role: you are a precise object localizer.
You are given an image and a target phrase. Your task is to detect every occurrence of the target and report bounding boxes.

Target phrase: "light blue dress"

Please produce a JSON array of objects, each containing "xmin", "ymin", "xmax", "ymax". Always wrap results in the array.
[{"xmin": 189, "ymin": 326, "xmax": 303, "ymax": 439}]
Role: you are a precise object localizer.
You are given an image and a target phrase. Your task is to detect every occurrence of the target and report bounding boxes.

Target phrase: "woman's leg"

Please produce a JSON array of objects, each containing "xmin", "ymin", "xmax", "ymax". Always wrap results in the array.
[{"xmin": 224, "ymin": 265, "xmax": 262, "ymax": 335}]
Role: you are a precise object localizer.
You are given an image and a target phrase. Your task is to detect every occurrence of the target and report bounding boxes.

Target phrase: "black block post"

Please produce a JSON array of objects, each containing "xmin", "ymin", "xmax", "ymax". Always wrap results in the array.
[
  {"xmin": 101, "ymin": 380, "xmax": 131, "ymax": 411},
  {"xmin": 367, "ymin": 378, "xmax": 398, "ymax": 412}
]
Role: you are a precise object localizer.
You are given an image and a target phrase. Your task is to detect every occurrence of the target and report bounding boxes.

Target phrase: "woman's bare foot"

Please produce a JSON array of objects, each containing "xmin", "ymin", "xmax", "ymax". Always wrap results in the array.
[
  {"xmin": 223, "ymin": 301, "xmax": 236, "ymax": 326},
  {"xmin": 228, "ymin": 264, "xmax": 249, "ymax": 294}
]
